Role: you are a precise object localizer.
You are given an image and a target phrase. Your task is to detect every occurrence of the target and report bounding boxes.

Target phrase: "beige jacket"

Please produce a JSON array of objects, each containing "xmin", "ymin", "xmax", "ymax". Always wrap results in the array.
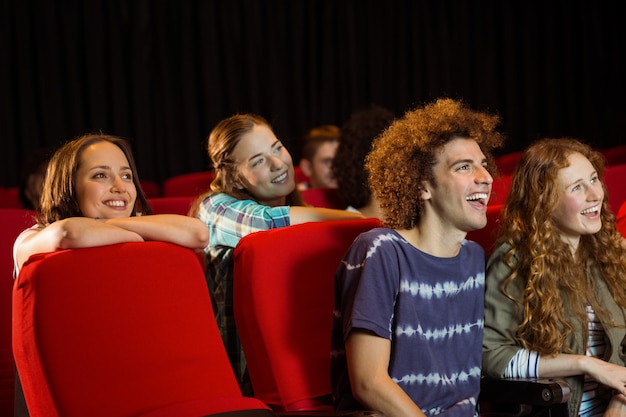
[{"xmin": 482, "ymin": 243, "xmax": 626, "ymax": 417}]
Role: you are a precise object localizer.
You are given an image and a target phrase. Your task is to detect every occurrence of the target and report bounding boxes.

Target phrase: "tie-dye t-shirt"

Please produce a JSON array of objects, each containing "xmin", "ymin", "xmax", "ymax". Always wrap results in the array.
[{"xmin": 331, "ymin": 228, "xmax": 485, "ymax": 416}]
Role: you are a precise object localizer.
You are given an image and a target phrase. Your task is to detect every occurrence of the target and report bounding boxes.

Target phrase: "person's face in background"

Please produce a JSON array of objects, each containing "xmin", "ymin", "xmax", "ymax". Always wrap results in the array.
[
  {"xmin": 231, "ymin": 124, "xmax": 296, "ymax": 206},
  {"xmin": 75, "ymin": 141, "xmax": 137, "ymax": 219},
  {"xmin": 301, "ymin": 140, "xmax": 339, "ymax": 189},
  {"xmin": 552, "ymin": 151, "xmax": 604, "ymax": 251}
]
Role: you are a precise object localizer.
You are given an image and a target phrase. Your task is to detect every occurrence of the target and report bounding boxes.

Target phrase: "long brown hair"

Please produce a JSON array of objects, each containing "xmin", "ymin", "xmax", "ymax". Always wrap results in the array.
[
  {"xmin": 499, "ymin": 138, "xmax": 626, "ymax": 354},
  {"xmin": 190, "ymin": 113, "xmax": 304, "ymax": 216},
  {"xmin": 38, "ymin": 133, "xmax": 151, "ymax": 224}
]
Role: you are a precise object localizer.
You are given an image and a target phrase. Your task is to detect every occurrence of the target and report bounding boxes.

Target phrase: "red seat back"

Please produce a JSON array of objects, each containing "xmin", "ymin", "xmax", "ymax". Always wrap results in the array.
[
  {"xmin": 13, "ymin": 241, "xmax": 272, "ymax": 417},
  {"xmin": 233, "ymin": 218, "xmax": 382, "ymax": 411},
  {"xmin": 147, "ymin": 196, "xmax": 195, "ymax": 215},
  {"xmin": 495, "ymin": 151, "xmax": 524, "ymax": 176},
  {"xmin": 602, "ymin": 144, "xmax": 626, "ymax": 166},
  {"xmin": 0, "ymin": 188, "xmax": 22, "ymax": 209},
  {"xmin": 140, "ymin": 180, "xmax": 162, "ymax": 198},
  {"xmin": 604, "ymin": 164, "xmax": 626, "ymax": 214},
  {"xmin": 163, "ymin": 171, "xmax": 215, "ymax": 197},
  {"xmin": 490, "ymin": 175, "xmax": 512, "ymax": 206},
  {"xmin": 301, "ymin": 187, "xmax": 344, "ymax": 209},
  {"xmin": 466, "ymin": 204, "xmax": 504, "ymax": 256},
  {"xmin": 0, "ymin": 209, "xmax": 36, "ymax": 416}
]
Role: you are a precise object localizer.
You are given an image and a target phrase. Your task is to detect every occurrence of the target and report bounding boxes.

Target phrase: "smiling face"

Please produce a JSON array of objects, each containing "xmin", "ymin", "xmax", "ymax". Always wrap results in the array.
[
  {"xmin": 305, "ymin": 140, "xmax": 339, "ymax": 189},
  {"xmin": 75, "ymin": 140, "xmax": 137, "ymax": 219},
  {"xmin": 230, "ymin": 124, "xmax": 296, "ymax": 206},
  {"xmin": 552, "ymin": 151, "xmax": 604, "ymax": 249},
  {"xmin": 422, "ymin": 137, "xmax": 493, "ymax": 234}
]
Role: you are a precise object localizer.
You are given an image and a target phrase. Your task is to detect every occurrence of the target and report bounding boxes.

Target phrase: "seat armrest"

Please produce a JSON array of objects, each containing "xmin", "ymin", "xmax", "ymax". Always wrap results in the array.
[
  {"xmin": 276, "ymin": 412, "xmax": 384, "ymax": 417},
  {"xmin": 480, "ymin": 377, "xmax": 570, "ymax": 405},
  {"xmin": 480, "ymin": 377, "xmax": 570, "ymax": 417}
]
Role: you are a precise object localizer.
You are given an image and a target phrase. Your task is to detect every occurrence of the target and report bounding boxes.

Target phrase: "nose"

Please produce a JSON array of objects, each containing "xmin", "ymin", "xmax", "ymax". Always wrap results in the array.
[
  {"xmin": 588, "ymin": 181, "xmax": 604, "ymax": 202},
  {"xmin": 475, "ymin": 165, "xmax": 493, "ymax": 185},
  {"xmin": 270, "ymin": 155, "xmax": 285, "ymax": 171},
  {"xmin": 111, "ymin": 176, "xmax": 127, "ymax": 193}
]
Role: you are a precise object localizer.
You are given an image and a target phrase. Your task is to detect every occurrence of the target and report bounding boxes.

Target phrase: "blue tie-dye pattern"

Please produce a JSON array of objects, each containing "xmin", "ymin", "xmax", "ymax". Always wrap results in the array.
[{"xmin": 331, "ymin": 228, "xmax": 484, "ymax": 416}]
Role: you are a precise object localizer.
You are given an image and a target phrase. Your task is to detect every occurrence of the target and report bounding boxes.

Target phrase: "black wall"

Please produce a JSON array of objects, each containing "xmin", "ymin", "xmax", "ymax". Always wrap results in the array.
[{"xmin": 2, "ymin": 0, "xmax": 625, "ymax": 187}]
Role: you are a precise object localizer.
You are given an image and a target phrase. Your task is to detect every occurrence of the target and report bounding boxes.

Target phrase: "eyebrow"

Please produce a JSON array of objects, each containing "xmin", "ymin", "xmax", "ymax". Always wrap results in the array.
[
  {"xmin": 88, "ymin": 165, "xmax": 132, "ymax": 171},
  {"xmin": 449, "ymin": 157, "xmax": 487, "ymax": 167},
  {"xmin": 246, "ymin": 140, "xmax": 281, "ymax": 163},
  {"xmin": 565, "ymin": 170, "xmax": 598, "ymax": 188}
]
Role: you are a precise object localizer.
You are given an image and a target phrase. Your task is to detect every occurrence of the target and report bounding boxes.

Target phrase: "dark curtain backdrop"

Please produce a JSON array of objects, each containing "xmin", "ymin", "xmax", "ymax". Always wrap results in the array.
[{"xmin": 1, "ymin": 0, "xmax": 625, "ymax": 187}]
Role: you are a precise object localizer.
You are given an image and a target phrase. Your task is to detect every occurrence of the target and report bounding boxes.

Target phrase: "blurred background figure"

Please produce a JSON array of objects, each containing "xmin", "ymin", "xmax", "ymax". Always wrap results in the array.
[
  {"xmin": 333, "ymin": 105, "xmax": 395, "ymax": 219},
  {"xmin": 298, "ymin": 124, "xmax": 340, "ymax": 190},
  {"xmin": 18, "ymin": 147, "xmax": 56, "ymax": 211}
]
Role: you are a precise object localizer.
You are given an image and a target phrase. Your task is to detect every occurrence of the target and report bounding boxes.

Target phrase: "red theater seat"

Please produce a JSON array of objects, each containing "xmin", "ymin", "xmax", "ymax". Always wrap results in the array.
[
  {"xmin": 495, "ymin": 151, "xmax": 523, "ymax": 176},
  {"xmin": 147, "ymin": 196, "xmax": 195, "ymax": 216},
  {"xmin": 602, "ymin": 144, "xmax": 626, "ymax": 166},
  {"xmin": 13, "ymin": 241, "xmax": 274, "ymax": 417},
  {"xmin": 301, "ymin": 187, "xmax": 344, "ymax": 209},
  {"xmin": 0, "ymin": 188, "xmax": 22, "ymax": 209},
  {"xmin": 604, "ymin": 164, "xmax": 626, "ymax": 214},
  {"xmin": 0, "ymin": 209, "xmax": 36, "ymax": 416},
  {"xmin": 233, "ymin": 218, "xmax": 382, "ymax": 412},
  {"xmin": 163, "ymin": 171, "xmax": 215, "ymax": 197},
  {"xmin": 466, "ymin": 204, "xmax": 504, "ymax": 256},
  {"xmin": 140, "ymin": 180, "xmax": 162, "ymax": 198}
]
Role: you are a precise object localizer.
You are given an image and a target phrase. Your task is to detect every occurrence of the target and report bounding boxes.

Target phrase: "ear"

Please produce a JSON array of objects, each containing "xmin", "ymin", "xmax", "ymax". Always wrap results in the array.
[
  {"xmin": 299, "ymin": 159, "xmax": 313, "ymax": 178},
  {"xmin": 420, "ymin": 181, "xmax": 432, "ymax": 201}
]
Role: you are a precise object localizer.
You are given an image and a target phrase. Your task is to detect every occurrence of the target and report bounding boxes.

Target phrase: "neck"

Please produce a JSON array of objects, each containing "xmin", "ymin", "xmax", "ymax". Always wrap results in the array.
[{"xmin": 396, "ymin": 226, "xmax": 464, "ymax": 258}]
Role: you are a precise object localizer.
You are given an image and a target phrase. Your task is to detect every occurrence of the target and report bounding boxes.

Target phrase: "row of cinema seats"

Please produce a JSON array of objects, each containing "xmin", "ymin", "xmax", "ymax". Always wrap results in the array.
[
  {"xmin": 1, "ymin": 208, "xmax": 579, "ymax": 417},
  {"xmin": 494, "ymin": 143, "xmax": 626, "ymax": 176}
]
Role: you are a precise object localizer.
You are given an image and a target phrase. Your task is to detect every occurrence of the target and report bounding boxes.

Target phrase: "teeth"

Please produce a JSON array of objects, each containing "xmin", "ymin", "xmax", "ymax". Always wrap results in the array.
[
  {"xmin": 466, "ymin": 193, "xmax": 488, "ymax": 201},
  {"xmin": 580, "ymin": 206, "xmax": 599, "ymax": 215},
  {"xmin": 272, "ymin": 172, "xmax": 287, "ymax": 183},
  {"xmin": 105, "ymin": 200, "xmax": 126, "ymax": 207}
]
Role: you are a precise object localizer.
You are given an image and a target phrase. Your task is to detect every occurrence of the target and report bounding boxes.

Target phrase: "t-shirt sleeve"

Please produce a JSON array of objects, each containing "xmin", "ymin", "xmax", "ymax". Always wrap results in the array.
[{"xmin": 338, "ymin": 231, "xmax": 400, "ymax": 341}]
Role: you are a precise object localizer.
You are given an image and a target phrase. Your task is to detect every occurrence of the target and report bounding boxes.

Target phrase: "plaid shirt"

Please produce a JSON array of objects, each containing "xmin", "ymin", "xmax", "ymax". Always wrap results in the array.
[{"xmin": 197, "ymin": 192, "xmax": 290, "ymax": 392}]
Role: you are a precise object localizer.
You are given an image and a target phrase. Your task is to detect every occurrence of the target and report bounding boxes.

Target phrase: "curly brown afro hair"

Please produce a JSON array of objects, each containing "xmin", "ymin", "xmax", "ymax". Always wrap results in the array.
[{"xmin": 366, "ymin": 98, "xmax": 504, "ymax": 229}]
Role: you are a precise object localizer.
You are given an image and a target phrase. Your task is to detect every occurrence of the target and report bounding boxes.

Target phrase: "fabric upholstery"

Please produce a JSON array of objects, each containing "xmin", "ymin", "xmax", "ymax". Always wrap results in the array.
[
  {"xmin": 163, "ymin": 171, "xmax": 215, "ymax": 197},
  {"xmin": 490, "ymin": 175, "xmax": 512, "ymax": 206},
  {"xmin": 232, "ymin": 218, "xmax": 382, "ymax": 411},
  {"xmin": 300, "ymin": 188, "xmax": 344, "ymax": 209},
  {"xmin": 0, "ymin": 209, "xmax": 36, "ymax": 416},
  {"xmin": 13, "ymin": 241, "xmax": 273, "ymax": 417},
  {"xmin": 466, "ymin": 204, "xmax": 504, "ymax": 256},
  {"xmin": 604, "ymin": 163, "xmax": 626, "ymax": 214},
  {"xmin": 148, "ymin": 196, "xmax": 196, "ymax": 215}
]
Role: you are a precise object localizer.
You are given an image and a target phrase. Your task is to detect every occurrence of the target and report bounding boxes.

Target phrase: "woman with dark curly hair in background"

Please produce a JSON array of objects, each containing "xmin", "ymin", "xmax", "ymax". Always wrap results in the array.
[
  {"xmin": 332, "ymin": 104, "xmax": 395, "ymax": 219},
  {"xmin": 483, "ymin": 138, "xmax": 626, "ymax": 417},
  {"xmin": 331, "ymin": 98, "xmax": 503, "ymax": 416}
]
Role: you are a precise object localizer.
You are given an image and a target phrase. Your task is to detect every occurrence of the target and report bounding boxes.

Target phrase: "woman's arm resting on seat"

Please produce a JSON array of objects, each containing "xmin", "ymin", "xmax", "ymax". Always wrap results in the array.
[{"xmin": 106, "ymin": 214, "xmax": 209, "ymax": 250}]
